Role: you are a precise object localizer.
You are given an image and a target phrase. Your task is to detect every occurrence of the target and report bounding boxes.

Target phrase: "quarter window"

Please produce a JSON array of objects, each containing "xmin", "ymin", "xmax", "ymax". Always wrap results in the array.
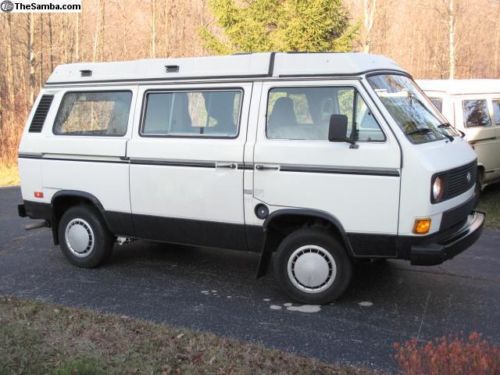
[
  {"xmin": 430, "ymin": 97, "xmax": 443, "ymax": 113},
  {"xmin": 266, "ymin": 87, "xmax": 384, "ymax": 141},
  {"xmin": 492, "ymin": 99, "xmax": 500, "ymax": 125},
  {"xmin": 463, "ymin": 99, "xmax": 491, "ymax": 128},
  {"xmin": 142, "ymin": 90, "xmax": 242, "ymax": 137},
  {"xmin": 54, "ymin": 91, "xmax": 132, "ymax": 136}
]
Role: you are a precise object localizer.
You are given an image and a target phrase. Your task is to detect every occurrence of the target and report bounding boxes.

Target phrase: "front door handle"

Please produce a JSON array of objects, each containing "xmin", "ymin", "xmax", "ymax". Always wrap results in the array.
[
  {"xmin": 216, "ymin": 162, "xmax": 237, "ymax": 169},
  {"xmin": 255, "ymin": 164, "xmax": 280, "ymax": 171}
]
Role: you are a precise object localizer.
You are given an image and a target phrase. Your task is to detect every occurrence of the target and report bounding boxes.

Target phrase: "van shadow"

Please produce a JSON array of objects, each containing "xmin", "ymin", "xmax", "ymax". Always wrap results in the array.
[
  {"xmin": 110, "ymin": 240, "xmax": 261, "ymax": 279},
  {"xmin": 110, "ymin": 240, "xmax": 405, "ymax": 303}
]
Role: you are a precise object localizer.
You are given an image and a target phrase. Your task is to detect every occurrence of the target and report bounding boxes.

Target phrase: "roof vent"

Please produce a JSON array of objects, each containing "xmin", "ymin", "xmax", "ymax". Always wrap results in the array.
[
  {"xmin": 165, "ymin": 65, "xmax": 179, "ymax": 73},
  {"xmin": 80, "ymin": 70, "xmax": 92, "ymax": 77}
]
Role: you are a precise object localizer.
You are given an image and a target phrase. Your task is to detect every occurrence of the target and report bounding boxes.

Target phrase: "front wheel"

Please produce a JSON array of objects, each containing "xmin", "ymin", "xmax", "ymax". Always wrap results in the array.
[
  {"xmin": 272, "ymin": 228, "xmax": 353, "ymax": 304},
  {"xmin": 58, "ymin": 205, "xmax": 114, "ymax": 268}
]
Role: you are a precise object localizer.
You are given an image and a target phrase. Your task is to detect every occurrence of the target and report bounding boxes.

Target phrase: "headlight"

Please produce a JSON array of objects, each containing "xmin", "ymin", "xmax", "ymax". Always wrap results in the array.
[{"xmin": 432, "ymin": 176, "xmax": 445, "ymax": 202}]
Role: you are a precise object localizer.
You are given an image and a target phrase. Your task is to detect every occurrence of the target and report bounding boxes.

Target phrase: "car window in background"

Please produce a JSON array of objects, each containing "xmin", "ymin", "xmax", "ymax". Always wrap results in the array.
[
  {"xmin": 463, "ymin": 99, "xmax": 491, "ymax": 128},
  {"xmin": 492, "ymin": 99, "xmax": 500, "ymax": 125},
  {"xmin": 430, "ymin": 97, "xmax": 443, "ymax": 113}
]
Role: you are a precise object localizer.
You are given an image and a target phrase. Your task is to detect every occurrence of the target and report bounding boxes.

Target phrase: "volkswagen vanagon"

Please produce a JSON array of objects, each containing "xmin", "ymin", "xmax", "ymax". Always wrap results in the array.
[{"xmin": 18, "ymin": 53, "xmax": 485, "ymax": 304}]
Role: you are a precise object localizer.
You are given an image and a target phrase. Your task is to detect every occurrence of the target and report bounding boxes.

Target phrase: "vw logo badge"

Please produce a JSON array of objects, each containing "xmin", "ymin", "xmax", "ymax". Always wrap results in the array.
[{"xmin": 466, "ymin": 172, "xmax": 472, "ymax": 183}]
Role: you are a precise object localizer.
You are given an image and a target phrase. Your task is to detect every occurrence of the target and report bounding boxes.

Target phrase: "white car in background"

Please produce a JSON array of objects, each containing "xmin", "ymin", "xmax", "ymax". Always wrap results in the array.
[{"xmin": 418, "ymin": 79, "xmax": 500, "ymax": 190}]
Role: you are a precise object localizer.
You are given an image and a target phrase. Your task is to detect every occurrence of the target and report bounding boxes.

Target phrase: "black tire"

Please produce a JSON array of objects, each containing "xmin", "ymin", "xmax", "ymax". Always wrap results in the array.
[
  {"xmin": 474, "ymin": 171, "xmax": 483, "ymax": 208},
  {"xmin": 272, "ymin": 227, "xmax": 353, "ymax": 304},
  {"xmin": 58, "ymin": 205, "xmax": 114, "ymax": 268}
]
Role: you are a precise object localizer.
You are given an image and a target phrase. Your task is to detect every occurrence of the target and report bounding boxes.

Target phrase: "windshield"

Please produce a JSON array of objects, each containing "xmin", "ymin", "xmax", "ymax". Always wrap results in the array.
[{"xmin": 367, "ymin": 74, "xmax": 460, "ymax": 144}]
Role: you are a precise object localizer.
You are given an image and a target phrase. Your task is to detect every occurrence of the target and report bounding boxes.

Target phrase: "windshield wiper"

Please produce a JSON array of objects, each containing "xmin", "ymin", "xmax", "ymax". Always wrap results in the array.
[
  {"xmin": 406, "ymin": 127, "xmax": 433, "ymax": 136},
  {"xmin": 437, "ymin": 123, "xmax": 455, "ymax": 142}
]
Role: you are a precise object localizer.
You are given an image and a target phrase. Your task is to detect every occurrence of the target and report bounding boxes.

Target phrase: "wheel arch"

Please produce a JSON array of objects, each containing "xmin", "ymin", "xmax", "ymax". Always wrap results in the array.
[
  {"xmin": 50, "ymin": 190, "xmax": 111, "ymax": 245},
  {"xmin": 256, "ymin": 208, "xmax": 354, "ymax": 278}
]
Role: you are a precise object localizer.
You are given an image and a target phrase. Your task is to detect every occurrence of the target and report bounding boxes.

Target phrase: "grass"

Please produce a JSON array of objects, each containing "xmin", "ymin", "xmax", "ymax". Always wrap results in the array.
[
  {"xmin": 0, "ymin": 164, "xmax": 19, "ymax": 187},
  {"xmin": 0, "ymin": 296, "xmax": 373, "ymax": 375},
  {"xmin": 478, "ymin": 184, "xmax": 500, "ymax": 229}
]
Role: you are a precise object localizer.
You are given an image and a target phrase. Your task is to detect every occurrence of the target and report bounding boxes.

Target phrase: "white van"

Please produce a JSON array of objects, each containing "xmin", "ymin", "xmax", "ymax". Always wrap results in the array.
[
  {"xmin": 418, "ymin": 79, "xmax": 500, "ymax": 190},
  {"xmin": 18, "ymin": 53, "xmax": 484, "ymax": 304}
]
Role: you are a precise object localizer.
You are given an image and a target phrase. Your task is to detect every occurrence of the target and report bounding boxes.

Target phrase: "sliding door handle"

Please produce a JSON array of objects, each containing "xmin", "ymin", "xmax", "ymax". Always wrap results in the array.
[
  {"xmin": 216, "ymin": 162, "xmax": 237, "ymax": 169},
  {"xmin": 255, "ymin": 164, "xmax": 280, "ymax": 171}
]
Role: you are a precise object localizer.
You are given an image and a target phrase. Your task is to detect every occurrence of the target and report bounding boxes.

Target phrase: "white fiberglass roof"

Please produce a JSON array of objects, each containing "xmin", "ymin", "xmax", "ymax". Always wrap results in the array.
[
  {"xmin": 417, "ymin": 79, "xmax": 500, "ymax": 95},
  {"xmin": 46, "ymin": 52, "xmax": 405, "ymax": 85}
]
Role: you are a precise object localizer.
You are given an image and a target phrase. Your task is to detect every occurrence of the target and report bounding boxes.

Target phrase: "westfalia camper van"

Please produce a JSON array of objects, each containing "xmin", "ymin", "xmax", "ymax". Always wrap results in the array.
[
  {"xmin": 418, "ymin": 79, "xmax": 500, "ymax": 191},
  {"xmin": 18, "ymin": 53, "xmax": 485, "ymax": 304}
]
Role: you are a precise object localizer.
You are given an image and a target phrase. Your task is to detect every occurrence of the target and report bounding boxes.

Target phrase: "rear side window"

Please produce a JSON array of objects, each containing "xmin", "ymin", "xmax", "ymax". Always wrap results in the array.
[
  {"xmin": 266, "ymin": 86, "xmax": 385, "ymax": 142},
  {"xmin": 141, "ymin": 90, "xmax": 242, "ymax": 138},
  {"xmin": 463, "ymin": 99, "xmax": 491, "ymax": 128},
  {"xmin": 493, "ymin": 99, "xmax": 500, "ymax": 125},
  {"xmin": 53, "ymin": 91, "xmax": 132, "ymax": 136}
]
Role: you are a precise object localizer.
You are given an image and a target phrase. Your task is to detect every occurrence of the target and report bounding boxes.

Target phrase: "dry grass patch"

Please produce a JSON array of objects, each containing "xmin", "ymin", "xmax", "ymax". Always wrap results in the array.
[
  {"xmin": 0, "ymin": 164, "xmax": 19, "ymax": 187},
  {"xmin": 0, "ymin": 296, "xmax": 375, "ymax": 375}
]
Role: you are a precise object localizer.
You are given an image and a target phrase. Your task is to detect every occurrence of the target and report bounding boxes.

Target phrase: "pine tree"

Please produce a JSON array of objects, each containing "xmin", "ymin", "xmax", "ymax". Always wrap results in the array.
[{"xmin": 200, "ymin": 0, "xmax": 359, "ymax": 54}]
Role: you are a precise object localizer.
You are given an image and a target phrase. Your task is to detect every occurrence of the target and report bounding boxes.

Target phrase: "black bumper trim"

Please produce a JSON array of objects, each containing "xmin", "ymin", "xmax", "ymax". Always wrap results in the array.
[
  {"xmin": 410, "ymin": 211, "xmax": 485, "ymax": 266},
  {"xmin": 19, "ymin": 201, "xmax": 52, "ymax": 222},
  {"xmin": 18, "ymin": 204, "xmax": 27, "ymax": 217}
]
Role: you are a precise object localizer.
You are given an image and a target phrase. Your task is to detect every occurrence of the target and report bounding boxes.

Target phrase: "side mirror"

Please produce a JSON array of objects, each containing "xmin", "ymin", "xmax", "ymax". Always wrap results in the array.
[{"xmin": 328, "ymin": 114, "xmax": 348, "ymax": 142}]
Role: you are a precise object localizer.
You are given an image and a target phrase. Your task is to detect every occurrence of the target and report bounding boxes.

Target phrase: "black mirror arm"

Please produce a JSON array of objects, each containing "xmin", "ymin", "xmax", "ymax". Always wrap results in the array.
[{"xmin": 347, "ymin": 138, "xmax": 359, "ymax": 149}]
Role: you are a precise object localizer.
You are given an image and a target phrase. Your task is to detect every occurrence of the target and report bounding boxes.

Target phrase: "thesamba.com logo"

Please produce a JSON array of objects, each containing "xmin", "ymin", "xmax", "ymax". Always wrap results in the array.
[{"xmin": 0, "ymin": 0, "xmax": 15, "ymax": 12}]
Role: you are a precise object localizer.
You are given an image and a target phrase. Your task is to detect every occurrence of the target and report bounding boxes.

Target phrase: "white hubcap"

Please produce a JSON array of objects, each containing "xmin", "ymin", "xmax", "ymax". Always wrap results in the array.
[
  {"xmin": 65, "ymin": 218, "xmax": 95, "ymax": 257},
  {"xmin": 287, "ymin": 245, "xmax": 337, "ymax": 293}
]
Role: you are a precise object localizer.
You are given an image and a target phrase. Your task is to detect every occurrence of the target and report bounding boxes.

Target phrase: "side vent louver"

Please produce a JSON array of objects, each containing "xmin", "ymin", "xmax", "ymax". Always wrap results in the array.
[{"xmin": 29, "ymin": 95, "xmax": 54, "ymax": 133}]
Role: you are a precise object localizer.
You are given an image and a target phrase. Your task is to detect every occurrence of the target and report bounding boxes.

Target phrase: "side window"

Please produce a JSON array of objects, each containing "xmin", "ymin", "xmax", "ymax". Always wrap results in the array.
[
  {"xmin": 492, "ymin": 99, "xmax": 500, "ymax": 125},
  {"xmin": 463, "ymin": 99, "xmax": 491, "ymax": 128},
  {"xmin": 430, "ymin": 97, "xmax": 443, "ymax": 113},
  {"xmin": 266, "ymin": 86, "xmax": 384, "ymax": 142},
  {"xmin": 142, "ymin": 90, "xmax": 242, "ymax": 138},
  {"xmin": 53, "ymin": 91, "xmax": 132, "ymax": 136}
]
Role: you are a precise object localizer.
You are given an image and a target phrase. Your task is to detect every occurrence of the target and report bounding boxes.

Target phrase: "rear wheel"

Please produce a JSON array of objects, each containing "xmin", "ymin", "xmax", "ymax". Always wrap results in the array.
[
  {"xmin": 272, "ymin": 228, "xmax": 353, "ymax": 304},
  {"xmin": 58, "ymin": 205, "xmax": 113, "ymax": 268}
]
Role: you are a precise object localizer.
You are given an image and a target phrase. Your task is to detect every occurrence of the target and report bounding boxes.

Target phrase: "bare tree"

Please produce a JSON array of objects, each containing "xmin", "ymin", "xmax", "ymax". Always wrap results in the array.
[
  {"xmin": 27, "ymin": 13, "xmax": 36, "ymax": 105},
  {"xmin": 5, "ymin": 15, "xmax": 16, "ymax": 109},
  {"xmin": 75, "ymin": 13, "xmax": 80, "ymax": 61},
  {"xmin": 445, "ymin": 0, "xmax": 457, "ymax": 79},
  {"xmin": 151, "ymin": 0, "xmax": 157, "ymax": 58},
  {"xmin": 93, "ymin": 0, "xmax": 105, "ymax": 61},
  {"xmin": 363, "ymin": 0, "xmax": 376, "ymax": 53}
]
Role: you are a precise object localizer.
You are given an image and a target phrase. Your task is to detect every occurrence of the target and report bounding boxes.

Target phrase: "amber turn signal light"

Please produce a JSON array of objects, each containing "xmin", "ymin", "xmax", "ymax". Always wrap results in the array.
[
  {"xmin": 413, "ymin": 218, "xmax": 431, "ymax": 234},
  {"xmin": 34, "ymin": 191, "xmax": 44, "ymax": 198}
]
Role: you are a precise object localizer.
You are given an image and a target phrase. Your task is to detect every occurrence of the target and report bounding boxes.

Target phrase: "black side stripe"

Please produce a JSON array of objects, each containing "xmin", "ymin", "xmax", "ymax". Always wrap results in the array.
[
  {"xmin": 279, "ymin": 164, "xmax": 400, "ymax": 177},
  {"xmin": 18, "ymin": 154, "xmax": 400, "ymax": 176},
  {"xmin": 18, "ymin": 154, "xmax": 128, "ymax": 164},
  {"xmin": 468, "ymin": 137, "xmax": 497, "ymax": 145},
  {"xmin": 130, "ymin": 159, "xmax": 215, "ymax": 168}
]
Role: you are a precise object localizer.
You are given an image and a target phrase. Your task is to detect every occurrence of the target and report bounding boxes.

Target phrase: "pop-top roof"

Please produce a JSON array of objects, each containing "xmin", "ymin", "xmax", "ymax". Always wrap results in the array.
[
  {"xmin": 46, "ymin": 52, "xmax": 406, "ymax": 85},
  {"xmin": 417, "ymin": 79, "xmax": 500, "ymax": 95}
]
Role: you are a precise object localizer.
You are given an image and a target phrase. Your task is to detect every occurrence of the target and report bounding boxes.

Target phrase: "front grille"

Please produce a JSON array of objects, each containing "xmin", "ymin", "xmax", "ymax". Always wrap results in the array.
[
  {"xmin": 443, "ymin": 161, "xmax": 476, "ymax": 201},
  {"xmin": 440, "ymin": 196, "xmax": 475, "ymax": 231}
]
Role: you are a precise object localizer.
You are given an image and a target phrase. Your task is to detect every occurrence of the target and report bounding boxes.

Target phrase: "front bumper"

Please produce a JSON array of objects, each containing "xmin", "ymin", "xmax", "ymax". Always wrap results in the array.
[{"xmin": 410, "ymin": 211, "xmax": 485, "ymax": 266}]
